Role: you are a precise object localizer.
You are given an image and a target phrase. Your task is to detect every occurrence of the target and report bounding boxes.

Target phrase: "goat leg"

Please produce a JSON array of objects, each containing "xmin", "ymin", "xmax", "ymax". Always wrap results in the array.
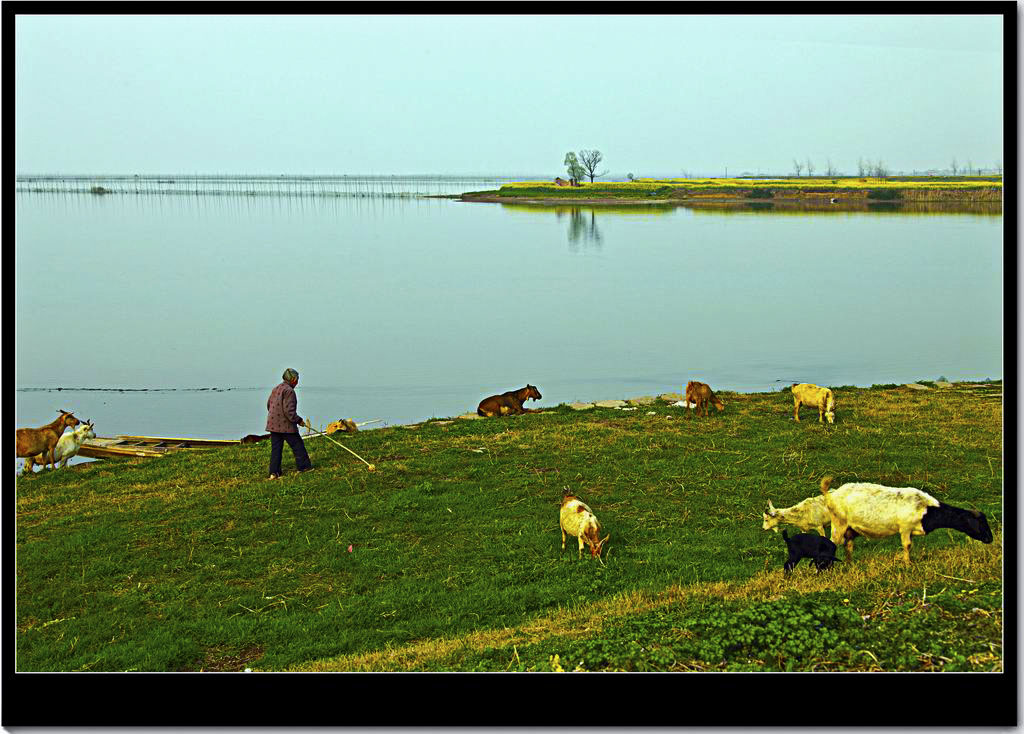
[{"xmin": 900, "ymin": 530, "xmax": 913, "ymax": 565}]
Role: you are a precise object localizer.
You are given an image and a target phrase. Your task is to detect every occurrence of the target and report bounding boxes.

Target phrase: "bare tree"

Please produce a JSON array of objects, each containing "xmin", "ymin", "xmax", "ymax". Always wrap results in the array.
[
  {"xmin": 792, "ymin": 159, "xmax": 804, "ymax": 177},
  {"xmin": 806, "ymin": 157, "xmax": 815, "ymax": 177},
  {"xmin": 857, "ymin": 158, "xmax": 867, "ymax": 177},
  {"xmin": 825, "ymin": 159, "xmax": 836, "ymax": 176},
  {"xmin": 577, "ymin": 150, "xmax": 608, "ymax": 183},
  {"xmin": 966, "ymin": 159, "xmax": 974, "ymax": 177},
  {"xmin": 870, "ymin": 160, "xmax": 889, "ymax": 177},
  {"xmin": 951, "ymin": 158, "xmax": 959, "ymax": 176}
]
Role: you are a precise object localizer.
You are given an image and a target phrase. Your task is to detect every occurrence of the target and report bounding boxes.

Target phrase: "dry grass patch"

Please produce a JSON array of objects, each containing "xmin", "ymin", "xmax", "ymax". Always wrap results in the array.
[
  {"xmin": 198, "ymin": 644, "xmax": 265, "ymax": 672},
  {"xmin": 284, "ymin": 531, "xmax": 1001, "ymax": 672}
]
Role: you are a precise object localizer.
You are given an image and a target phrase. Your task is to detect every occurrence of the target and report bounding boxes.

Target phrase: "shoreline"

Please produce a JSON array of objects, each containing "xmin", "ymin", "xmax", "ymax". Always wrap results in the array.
[
  {"xmin": 460, "ymin": 192, "xmax": 1003, "ymax": 208},
  {"xmin": 458, "ymin": 177, "xmax": 1003, "ymax": 207}
]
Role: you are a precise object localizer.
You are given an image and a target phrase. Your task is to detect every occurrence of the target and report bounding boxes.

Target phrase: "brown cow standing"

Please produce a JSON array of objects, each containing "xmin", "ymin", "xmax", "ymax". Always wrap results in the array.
[{"xmin": 16, "ymin": 410, "xmax": 81, "ymax": 473}]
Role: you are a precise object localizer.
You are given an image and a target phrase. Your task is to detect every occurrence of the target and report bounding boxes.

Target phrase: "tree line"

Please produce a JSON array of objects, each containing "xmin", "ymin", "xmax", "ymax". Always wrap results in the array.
[
  {"xmin": 563, "ymin": 150, "xmax": 608, "ymax": 185},
  {"xmin": 558, "ymin": 150, "xmax": 1001, "ymax": 181}
]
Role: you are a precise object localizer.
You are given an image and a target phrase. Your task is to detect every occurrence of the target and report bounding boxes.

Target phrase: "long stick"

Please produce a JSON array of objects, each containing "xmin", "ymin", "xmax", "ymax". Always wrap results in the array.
[{"xmin": 305, "ymin": 426, "xmax": 376, "ymax": 472}]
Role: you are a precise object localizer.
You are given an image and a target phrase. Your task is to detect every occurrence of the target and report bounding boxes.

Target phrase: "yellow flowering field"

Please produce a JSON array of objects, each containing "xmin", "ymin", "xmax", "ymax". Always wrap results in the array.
[{"xmin": 499, "ymin": 177, "xmax": 1001, "ymax": 191}]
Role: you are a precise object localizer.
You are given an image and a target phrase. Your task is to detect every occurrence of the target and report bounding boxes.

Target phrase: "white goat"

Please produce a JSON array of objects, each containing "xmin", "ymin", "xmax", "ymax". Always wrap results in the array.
[
  {"xmin": 26, "ymin": 420, "xmax": 96, "ymax": 472},
  {"xmin": 559, "ymin": 495, "xmax": 609, "ymax": 559},
  {"xmin": 762, "ymin": 495, "xmax": 831, "ymax": 537},
  {"xmin": 791, "ymin": 383, "xmax": 836, "ymax": 423},
  {"xmin": 819, "ymin": 476, "xmax": 993, "ymax": 564}
]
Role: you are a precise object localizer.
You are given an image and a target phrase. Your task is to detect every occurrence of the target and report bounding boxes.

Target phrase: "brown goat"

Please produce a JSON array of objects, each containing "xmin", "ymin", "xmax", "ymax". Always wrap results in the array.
[
  {"xmin": 16, "ymin": 410, "xmax": 81, "ymax": 473},
  {"xmin": 477, "ymin": 385, "xmax": 542, "ymax": 417},
  {"xmin": 685, "ymin": 381, "xmax": 725, "ymax": 418}
]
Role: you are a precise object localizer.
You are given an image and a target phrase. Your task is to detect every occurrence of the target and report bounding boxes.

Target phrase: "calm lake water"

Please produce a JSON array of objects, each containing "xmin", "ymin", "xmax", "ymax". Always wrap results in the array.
[{"xmin": 15, "ymin": 185, "xmax": 1003, "ymax": 468}]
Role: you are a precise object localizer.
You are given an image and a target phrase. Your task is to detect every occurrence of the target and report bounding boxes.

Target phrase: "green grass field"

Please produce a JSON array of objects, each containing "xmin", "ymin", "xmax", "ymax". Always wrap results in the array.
[{"xmin": 15, "ymin": 382, "xmax": 1003, "ymax": 671}]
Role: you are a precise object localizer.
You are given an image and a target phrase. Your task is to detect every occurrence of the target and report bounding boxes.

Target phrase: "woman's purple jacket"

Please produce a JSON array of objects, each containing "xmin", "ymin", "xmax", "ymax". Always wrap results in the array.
[{"xmin": 266, "ymin": 381, "xmax": 304, "ymax": 433}]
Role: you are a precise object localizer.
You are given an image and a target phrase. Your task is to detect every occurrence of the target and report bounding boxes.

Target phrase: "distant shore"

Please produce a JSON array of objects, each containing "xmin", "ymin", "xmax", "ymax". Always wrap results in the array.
[{"xmin": 459, "ymin": 176, "xmax": 1003, "ymax": 207}]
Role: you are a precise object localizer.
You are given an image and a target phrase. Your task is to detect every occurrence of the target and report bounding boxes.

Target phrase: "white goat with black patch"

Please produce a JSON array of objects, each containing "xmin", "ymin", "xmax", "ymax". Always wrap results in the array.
[
  {"xmin": 762, "ymin": 494, "xmax": 831, "ymax": 537},
  {"xmin": 819, "ymin": 476, "xmax": 993, "ymax": 565}
]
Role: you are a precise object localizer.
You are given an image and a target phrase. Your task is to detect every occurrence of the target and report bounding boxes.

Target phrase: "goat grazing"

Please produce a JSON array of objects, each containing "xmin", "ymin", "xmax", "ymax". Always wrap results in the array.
[
  {"xmin": 819, "ymin": 476, "xmax": 993, "ymax": 565},
  {"xmin": 559, "ymin": 494, "xmax": 609, "ymax": 559},
  {"xmin": 25, "ymin": 420, "xmax": 96, "ymax": 472},
  {"xmin": 16, "ymin": 410, "xmax": 81, "ymax": 474},
  {"xmin": 685, "ymin": 381, "xmax": 725, "ymax": 418},
  {"xmin": 763, "ymin": 495, "xmax": 831, "ymax": 537},
  {"xmin": 781, "ymin": 529, "xmax": 840, "ymax": 573},
  {"xmin": 791, "ymin": 383, "xmax": 836, "ymax": 424}
]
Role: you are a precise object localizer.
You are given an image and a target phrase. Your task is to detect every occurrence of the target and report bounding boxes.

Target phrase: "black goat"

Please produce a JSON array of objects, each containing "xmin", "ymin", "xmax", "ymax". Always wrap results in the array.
[
  {"xmin": 782, "ymin": 529, "xmax": 840, "ymax": 573},
  {"xmin": 240, "ymin": 433, "xmax": 270, "ymax": 444}
]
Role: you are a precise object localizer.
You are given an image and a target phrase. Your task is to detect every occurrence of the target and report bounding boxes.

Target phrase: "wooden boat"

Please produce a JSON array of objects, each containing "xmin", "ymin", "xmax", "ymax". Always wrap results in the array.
[{"xmin": 79, "ymin": 435, "xmax": 241, "ymax": 460}]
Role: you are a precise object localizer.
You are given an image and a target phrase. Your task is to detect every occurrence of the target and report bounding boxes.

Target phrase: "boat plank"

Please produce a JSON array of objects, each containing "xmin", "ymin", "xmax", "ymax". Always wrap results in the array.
[
  {"xmin": 80, "ymin": 434, "xmax": 239, "ymax": 461},
  {"xmin": 115, "ymin": 435, "xmax": 241, "ymax": 446}
]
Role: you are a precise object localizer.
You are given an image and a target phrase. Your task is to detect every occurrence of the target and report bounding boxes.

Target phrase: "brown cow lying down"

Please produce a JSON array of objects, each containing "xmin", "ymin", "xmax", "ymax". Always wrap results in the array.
[
  {"xmin": 477, "ymin": 384, "xmax": 542, "ymax": 417},
  {"xmin": 685, "ymin": 381, "xmax": 724, "ymax": 418}
]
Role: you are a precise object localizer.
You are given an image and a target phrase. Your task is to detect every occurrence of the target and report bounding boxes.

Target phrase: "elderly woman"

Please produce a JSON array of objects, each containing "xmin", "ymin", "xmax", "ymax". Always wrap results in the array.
[{"xmin": 266, "ymin": 367, "xmax": 313, "ymax": 479}]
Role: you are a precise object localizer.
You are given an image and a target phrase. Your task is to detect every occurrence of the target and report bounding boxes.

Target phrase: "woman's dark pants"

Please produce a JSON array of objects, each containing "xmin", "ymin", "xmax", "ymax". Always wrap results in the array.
[{"xmin": 268, "ymin": 431, "xmax": 312, "ymax": 475}]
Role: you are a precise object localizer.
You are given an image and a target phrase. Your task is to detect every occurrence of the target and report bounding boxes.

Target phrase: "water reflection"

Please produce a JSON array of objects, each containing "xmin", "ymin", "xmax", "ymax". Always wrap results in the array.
[
  {"xmin": 500, "ymin": 202, "xmax": 678, "ymax": 250},
  {"xmin": 16, "ymin": 191, "xmax": 1002, "ymax": 439},
  {"xmin": 15, "ymin": 187, "xmax": 458, "ymax": 221},
  {"xmin": 564, "ymin": 208, "xmax": 601, "ymax": 250},
  {"xmin": 684, "ymin": 200, "xmax": 1002, "ymax": 217},
  {"xmin": 15, "ymin": 174, "xmax": 520, "ymax": 199}
]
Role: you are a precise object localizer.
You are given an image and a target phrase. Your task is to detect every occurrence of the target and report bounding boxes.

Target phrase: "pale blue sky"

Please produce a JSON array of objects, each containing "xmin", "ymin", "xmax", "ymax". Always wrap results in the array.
[{"xmin": 15, "ymin": 13, "xmax": 1005, "ymax": 176}]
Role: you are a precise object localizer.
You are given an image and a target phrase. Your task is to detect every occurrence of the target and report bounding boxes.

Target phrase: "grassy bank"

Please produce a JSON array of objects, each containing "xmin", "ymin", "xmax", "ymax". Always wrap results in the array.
[
  {"xmin": 15, "ymin": 382, "xmax": 1002, "ymax": 671},
  {"xmin": 463, "ymin": 176, "xmax": 1003, "ymax": 204}
]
